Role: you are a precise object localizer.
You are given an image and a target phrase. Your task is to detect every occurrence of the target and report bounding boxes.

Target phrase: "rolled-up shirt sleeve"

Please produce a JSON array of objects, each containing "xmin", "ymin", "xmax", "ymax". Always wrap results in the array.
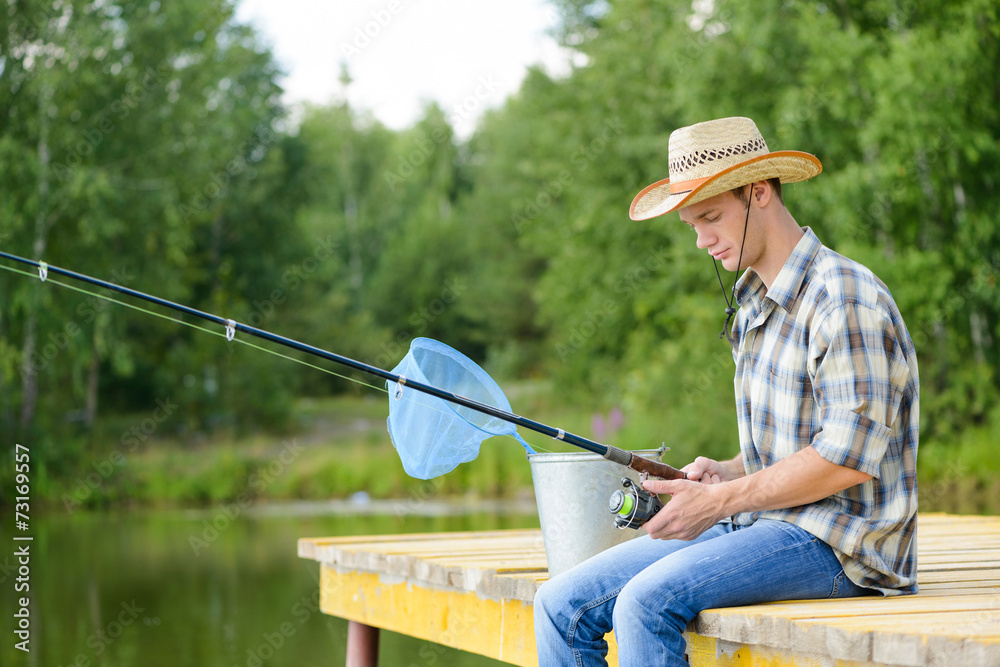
[{"xmin": 808, "ymin": 300, "xmax": 908, "ymax": 478}]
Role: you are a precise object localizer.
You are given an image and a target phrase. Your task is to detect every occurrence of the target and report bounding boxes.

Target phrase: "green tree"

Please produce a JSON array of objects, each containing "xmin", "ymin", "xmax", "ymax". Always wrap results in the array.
[{"xmin": 0, "ymin": 0, "xmax": 295, "ymax": 463}]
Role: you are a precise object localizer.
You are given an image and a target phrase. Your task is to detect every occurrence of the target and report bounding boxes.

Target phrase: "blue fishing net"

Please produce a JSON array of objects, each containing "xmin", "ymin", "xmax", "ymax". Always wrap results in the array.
[{"xmin": 386, "ymin": 338, "xmax": 536, "ymax": 479}]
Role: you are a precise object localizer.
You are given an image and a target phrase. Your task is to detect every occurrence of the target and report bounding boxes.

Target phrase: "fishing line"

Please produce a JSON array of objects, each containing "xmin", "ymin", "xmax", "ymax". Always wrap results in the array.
[
  {"xmin": 0, "ymin": 262, "xmax": 632, "ymax": 480},
  {"xmin": 0, "ymin": 251, "xmax": 686, "ymax": 481},
  {"xmin": 0, "ymin": 262, "xmax": 389, "ymax": 394}
]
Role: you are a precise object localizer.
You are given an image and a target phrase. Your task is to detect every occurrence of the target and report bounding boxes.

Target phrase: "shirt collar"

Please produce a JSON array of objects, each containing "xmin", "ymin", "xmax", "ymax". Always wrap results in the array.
[{"xmin": 735, "ymin": 227, "xmax": 821, "ymax": 314}]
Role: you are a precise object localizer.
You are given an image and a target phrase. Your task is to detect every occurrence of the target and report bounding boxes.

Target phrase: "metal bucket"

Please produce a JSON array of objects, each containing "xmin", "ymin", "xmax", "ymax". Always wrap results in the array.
[{"xmin": 528, "ymin": 448, "xmax": 662, "ymax": 576}]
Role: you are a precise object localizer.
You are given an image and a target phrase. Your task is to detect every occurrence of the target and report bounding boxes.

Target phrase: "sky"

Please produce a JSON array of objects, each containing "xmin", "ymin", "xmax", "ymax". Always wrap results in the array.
[{"xmin": 234, "ymin": 0, "xmax": 578, "ymax": 136}]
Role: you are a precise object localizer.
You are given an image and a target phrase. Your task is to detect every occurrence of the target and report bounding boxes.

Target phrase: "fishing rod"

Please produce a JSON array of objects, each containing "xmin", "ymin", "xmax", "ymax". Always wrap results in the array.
[{"xmin": 0, "ymin": 250, "xmax": 686, "ymax": 482}]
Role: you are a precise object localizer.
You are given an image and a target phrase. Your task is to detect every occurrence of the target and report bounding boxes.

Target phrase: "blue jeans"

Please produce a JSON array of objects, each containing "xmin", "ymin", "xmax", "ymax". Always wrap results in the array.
[{"xmin": 533, "ymin": 519, "xmax": 873, "ymax": 666}]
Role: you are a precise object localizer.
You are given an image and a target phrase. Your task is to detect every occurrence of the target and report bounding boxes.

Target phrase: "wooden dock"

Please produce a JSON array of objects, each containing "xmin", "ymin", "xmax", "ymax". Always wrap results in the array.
[{"xmin": 298, "ymin": 513, "xmax": 1000, "ymax": 666}]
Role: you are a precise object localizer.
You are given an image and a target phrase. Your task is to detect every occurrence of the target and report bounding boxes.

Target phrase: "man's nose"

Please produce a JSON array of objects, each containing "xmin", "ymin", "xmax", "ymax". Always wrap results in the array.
[{"xmin": 695, "ymin": 227, "xmax": 713, "ymax": 250}]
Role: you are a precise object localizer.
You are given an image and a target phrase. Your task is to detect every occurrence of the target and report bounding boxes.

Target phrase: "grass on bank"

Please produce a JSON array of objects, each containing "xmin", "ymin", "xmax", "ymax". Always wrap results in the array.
[{"xmin": 53, "ymin": 392, "xmax": 540, "ymax": 510}]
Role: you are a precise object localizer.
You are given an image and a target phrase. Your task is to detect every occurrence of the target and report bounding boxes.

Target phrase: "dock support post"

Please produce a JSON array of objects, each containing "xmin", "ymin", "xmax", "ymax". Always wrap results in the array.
[{"xmin": 346, "ymin": 620, "xmax": 380, "ymax": 667}]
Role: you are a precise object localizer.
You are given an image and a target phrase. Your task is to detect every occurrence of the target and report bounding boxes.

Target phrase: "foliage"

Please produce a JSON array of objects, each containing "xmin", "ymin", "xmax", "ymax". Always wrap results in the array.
[
  {"xmin": 1, "ymin": 0, "xmax": 998, "ymax": 503},
  {"xmin": 0, "ymin": 0, "xmax": 300, "ymax": 472}
]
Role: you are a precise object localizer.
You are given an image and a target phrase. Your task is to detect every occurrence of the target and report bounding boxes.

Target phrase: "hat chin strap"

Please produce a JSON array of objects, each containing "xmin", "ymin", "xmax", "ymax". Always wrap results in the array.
[{"xmin": 713, "ymin": 186, "xmax": 751, "ymax": 347}]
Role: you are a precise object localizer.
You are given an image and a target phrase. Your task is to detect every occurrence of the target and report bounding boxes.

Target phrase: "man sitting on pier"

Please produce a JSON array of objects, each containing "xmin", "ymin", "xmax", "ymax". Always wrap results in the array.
[{"xmin": 533, "ymin": 116, "xmax": 920, "ymax": 667}]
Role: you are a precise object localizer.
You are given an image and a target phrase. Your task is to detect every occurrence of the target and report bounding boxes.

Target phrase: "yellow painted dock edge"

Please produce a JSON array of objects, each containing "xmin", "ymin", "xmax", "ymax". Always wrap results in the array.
[
  {"xmin": 319, "ymin": 564, "xmax": 620, "ymax": 667},
  {"xmin": 687, "ymin": 634, "xmax": 883, "ymax": 667}
]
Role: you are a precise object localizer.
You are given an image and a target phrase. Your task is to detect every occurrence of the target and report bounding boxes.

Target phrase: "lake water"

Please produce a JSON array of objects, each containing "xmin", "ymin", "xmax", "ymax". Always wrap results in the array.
[{"xmin": 1, "ymin": 500, "xmax": 540, "ymax": 667}]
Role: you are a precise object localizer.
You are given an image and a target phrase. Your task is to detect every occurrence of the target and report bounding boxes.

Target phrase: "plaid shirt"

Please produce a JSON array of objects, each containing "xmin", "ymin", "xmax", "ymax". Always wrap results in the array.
[{"xmin": 730, "ymin": 228, "xmax": 919, "ymax": 596}]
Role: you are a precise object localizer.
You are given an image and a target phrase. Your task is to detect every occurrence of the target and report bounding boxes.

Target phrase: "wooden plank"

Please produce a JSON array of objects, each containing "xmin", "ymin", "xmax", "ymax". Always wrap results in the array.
[
  {"xmin": 920, "ymin": 544, "xmax": 1000, "ymax": 553},
  {"xmin": 693, "ymin": 593, "xmax": 1000, "ymax": 656},
  {"xmin": 792, "ymin": 610, "xmax": 1000, "ymax": 665},
  {"xmin": 307, "ymin": 541, "xmax": 547, "ymax": 577},
  {"xmin": 313, "ymin": 546, "xmax": 544, "ymax": 566},
  {"xmin": 686, "ymin": 632, "xmax": 880, "ymax": 666},
  {"xmin": 919, "ymin": 523, "xmax": 999, "ymax": 532},
  {"xmin": 917, "ymin": 513, "xmax": 998, "ymax": 524},
  {"xmin": 916, "ymin": 580, "xmax": 1000, "ymax": 593},
  {"xmin": 920, "ymin": 529, "xmax": 1000, "ymax": 539},
  {"xmin": 949, "ymin": 636, "xmax": 1000, "ymax": 667},
  {"xmin": 917, "ymin": 568, "xmax": 1000, "ymax": 583},
  {"xmin": 303, "ymin": 529, "xmax": 542, "ymax": 546},
  {"xmin": 688, "ymin": 631, "xmax": 1000, "ymax": 667},
  {"xmin": 415, "ymin": 552, "xmax": 547, "ymax": 563},
  {"xmin": 302, "ymin": 528, "xmax": 543, "ymax": 545},
  {"xmin": 298, "ymin": 529, "xmax": 544, "ymax": 560},
  {"xmin": 337, "ymin": 541, "xmax": 544, "ymax": 558},
  {"xmin": 918, "ymin": 553, "xmax": 1000, "ymax": 566}
]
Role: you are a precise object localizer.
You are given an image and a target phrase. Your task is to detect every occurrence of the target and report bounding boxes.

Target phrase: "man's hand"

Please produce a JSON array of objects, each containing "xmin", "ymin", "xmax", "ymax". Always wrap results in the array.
[
  {"xmin": 636, "ymin": 455, "xmax": 743, "ymax": 540},
  {"xmin": 639, "ymin": 479, "xmax": 725, "ymax": 541},
  {"xmin": 682, "ymin": 456, "xmax": 744, "ymax": 484}
]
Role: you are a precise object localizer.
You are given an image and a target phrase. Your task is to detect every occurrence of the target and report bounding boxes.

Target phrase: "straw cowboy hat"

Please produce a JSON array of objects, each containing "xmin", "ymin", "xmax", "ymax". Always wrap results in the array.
[{"xmin": 629, "ymin": 116, "xmax": 822, "ymax": 221}]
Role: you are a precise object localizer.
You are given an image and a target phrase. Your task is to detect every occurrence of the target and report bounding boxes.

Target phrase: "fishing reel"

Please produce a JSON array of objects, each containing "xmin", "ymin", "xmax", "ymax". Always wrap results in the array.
[{"xmin": 608, "ymin": 476, "xmax": 663, "ymax": 530}]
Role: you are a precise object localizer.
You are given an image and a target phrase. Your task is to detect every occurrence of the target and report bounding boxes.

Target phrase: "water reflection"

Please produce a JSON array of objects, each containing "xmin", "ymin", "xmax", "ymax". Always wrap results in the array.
[{"xmin": 1, "ymin": 502, "xmax": 539, "ymax": 667}]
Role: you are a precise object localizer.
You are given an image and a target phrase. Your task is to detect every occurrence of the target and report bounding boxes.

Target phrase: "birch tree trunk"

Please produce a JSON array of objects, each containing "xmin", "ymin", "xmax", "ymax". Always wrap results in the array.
[{"xmin": 20, "ymin": 83, "xmax": 51, "ymax": 432}]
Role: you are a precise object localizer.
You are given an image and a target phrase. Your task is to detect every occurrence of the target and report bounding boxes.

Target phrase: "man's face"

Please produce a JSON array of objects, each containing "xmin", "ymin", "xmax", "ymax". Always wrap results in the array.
[{"xmin": 678, "ymin": 187, "xmax": 759, "ymax": 273}]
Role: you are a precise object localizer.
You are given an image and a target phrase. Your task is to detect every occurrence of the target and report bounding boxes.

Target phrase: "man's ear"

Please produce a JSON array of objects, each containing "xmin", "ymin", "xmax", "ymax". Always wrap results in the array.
[{"xmin": 752, "ymin": 180, "xmax": 772, "ymax": 207}]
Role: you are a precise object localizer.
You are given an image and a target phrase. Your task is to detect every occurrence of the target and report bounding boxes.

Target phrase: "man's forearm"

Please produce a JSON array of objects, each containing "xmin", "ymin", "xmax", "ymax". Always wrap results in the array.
[{"xmin": 716, "ymin": 446, "xmax": 871, "ymax": 517}]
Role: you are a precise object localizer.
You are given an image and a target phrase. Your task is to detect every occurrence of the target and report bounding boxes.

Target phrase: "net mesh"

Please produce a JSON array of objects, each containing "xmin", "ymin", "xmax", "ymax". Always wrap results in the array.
[{"xmin": 386, "ymin": 338, "xmax": 535, "ymax": 479}]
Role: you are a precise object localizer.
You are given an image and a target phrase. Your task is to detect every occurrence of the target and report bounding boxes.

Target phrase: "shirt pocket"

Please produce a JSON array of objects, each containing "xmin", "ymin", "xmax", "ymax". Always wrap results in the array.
[
  {"xmin": 769, "ymin": 363, "xmax": 812, "ymax": 396},
  {"xmin": 766, "ymin": 358, "xmax": 816, "ymax": 457},
  {"xmin": 768, "ymin": 340, "xmax": 812, "ymax": 399}
]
